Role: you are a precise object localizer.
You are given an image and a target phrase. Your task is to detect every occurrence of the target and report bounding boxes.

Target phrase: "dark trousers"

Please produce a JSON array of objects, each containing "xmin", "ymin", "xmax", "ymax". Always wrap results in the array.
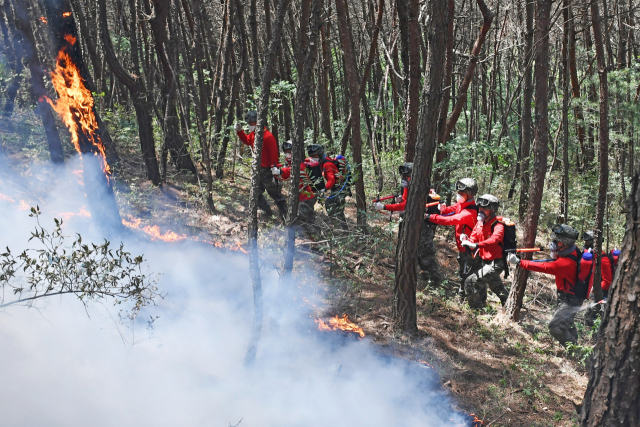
[{"xmin": 257, "ymin": 167, "xmax": 287, "ymax": 218}]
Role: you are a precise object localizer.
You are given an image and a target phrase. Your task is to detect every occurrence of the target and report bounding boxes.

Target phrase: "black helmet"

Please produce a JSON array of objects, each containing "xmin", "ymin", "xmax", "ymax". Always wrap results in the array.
[
  {"xmin": 582, "ymin": 231, "xmax": 595, "ymax": 242},
  {"xmin": 282, "ymin": 140, "xmax": 293, "ymax": 151},
  {"xmin": 398, "ymin": 162, "xmax": 413, "ymax": 176},
  {"xmin": 477, "ymin": 194, "xmax": 499, "ymax": 211},
  {"xmin": 551, "ymin": 224, "xmax": 579, "ymax": 242},
  {"xmin": 455, "ymin": 178, "xmax": 478, "ymax": 197},
  {"xmin": 306, "ymin": 144, "xmax": 324, "ymax": 157},
  {"xmin": 245, "ymin": 110, "xmax": 258, "ymax": 123}
]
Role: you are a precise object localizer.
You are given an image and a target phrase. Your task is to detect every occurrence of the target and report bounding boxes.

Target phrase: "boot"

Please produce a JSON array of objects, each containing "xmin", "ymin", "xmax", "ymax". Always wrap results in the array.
[{"xmin": 275, "ymin": 200, "xmax": 288, "ymax": 222}]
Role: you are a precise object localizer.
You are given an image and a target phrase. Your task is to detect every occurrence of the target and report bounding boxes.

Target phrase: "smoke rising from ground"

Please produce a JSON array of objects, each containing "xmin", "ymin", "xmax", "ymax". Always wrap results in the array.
[{"xmin": 0, "ymin": 157, "xmax": 466, "ymax": 426}]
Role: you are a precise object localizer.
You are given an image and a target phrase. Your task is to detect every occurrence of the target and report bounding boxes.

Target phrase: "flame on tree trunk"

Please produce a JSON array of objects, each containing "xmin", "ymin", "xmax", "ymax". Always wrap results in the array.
[{"xmin": 44, "ymin": 0, "xmax": 121, "ymax": 231}]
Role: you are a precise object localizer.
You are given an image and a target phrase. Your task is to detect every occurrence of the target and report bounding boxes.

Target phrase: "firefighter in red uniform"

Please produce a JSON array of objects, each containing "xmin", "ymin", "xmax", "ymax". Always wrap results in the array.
[
  {"xmin": 459, "ymin": 194, "xmax": 508, "ymax": 308},
  {"xmin": 271, "ymin": 141, "xmax": 317, "ymax": 230},
  {"xmin": 306, "ymin": 144, "xmax": 350, "ymax": 230},
  {"xmin": 582, "ymin": 231, "xmax": 613, "ymax": 297},
  {"xmin": 235, "ymin": 110, "xmax": 287, "ymax": 220},
  {"xmin": 373, "ymin": 162, "xmax": 443, "ymax": 286},
  {"xmin": 425, "ymin": 178, "xmax": 478, "ymax": 296},
  {"xmin": 508, "ymin": 224, "xmax": 585, "ymax": 346}
]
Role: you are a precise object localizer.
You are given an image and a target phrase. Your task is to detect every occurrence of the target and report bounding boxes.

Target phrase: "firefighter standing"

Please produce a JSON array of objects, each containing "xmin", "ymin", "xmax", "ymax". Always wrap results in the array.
[
  {"xmin": 507, "ymin": 224, "xmax": 585, "ymax": 346},
  {"xmin": 425, "ymin": 178, "xmax": 478, "ymax": 296},
  {"xmin": 373, "ymin": 162, "xmax": 443, "ymax": 286},
  {"xmin": 235, "ymin": 110, "xmax": 287, "ymax": 220},
  {"xmin": 459, "ymin": 194, "xmax": 509, "ymax": 308}
]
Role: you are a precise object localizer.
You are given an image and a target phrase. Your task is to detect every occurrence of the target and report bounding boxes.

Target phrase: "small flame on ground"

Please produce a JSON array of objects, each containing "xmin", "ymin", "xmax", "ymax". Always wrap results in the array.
[
  {"xmin": 45, "ymin": 45, "xmax": 110, "ymax": 177},
  {"xmin": 315, "ymin": 314, "xmax": 365, "ymax": 338},
  {"xmin": 18, "ymin": 200, "xmax": 29, "ymax": 211},
  {"xmin": 38, "ymin": 16, "xmax": 47, "ymax": 23},
  {"xmin": 469, "ymin": 413, "xmax": 483, "ymax": 426},
  {"xmin": 0, "ymin": 193, "xmax": 15, "ymax": 203},
  {"xmin": 62, "ymin": 11, "xmax": 72, "ymax": 17}
]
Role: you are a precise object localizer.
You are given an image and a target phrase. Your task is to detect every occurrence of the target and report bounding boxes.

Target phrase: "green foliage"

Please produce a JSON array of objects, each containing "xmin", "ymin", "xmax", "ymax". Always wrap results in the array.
[{"xmin": 0, "ymin": 207, "xmax": 160, "ymax": 317}]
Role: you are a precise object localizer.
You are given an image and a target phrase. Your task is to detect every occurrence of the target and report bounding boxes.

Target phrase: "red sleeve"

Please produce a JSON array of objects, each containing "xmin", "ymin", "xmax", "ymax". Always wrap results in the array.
[
  {"xmin": 477, "ymin": 222, "xmax": 504, "ymax": 248},
  {"xmin": 384, "ymin": 187, "xmax": 408, "ymax": 212},
  {"xmin": 520, "ymin": 258, "xmax": 567, "ymax": 276},
  {"xmin": 280, "ymin": 166, "xmax": 291, "ymax": 180},
  {"xmin": 237, "ymin": 130, "xmax": 252, "ymax": 147},
  {"xmin": 262, "ymin": 132, "xmax": 279, "ymax": 167},
  {"xmin": 323, "ymin": 162, "xmax": 337, "ymax": 190},
  {"xmin": 469, "ymin": 223, "xmax": 482, "ymax": 243},
  {"xmin": 429, "ymin": 209, "xmax": 472, "ymax": 226},
  {"xmin": 439, "ymin": 204, "xmax": 455, "ymax": 215}
]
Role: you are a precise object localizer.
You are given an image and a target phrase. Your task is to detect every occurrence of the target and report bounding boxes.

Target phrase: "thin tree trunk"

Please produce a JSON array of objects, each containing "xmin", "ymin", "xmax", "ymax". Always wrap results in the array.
[
  {"xmin": 393, "ymin": 0, "xmax": 448, "ymax": 332},
  {"xmin": 249, "ymin": 0, "xmax": 261, "ymax": 87},
  {"xmin": 503, "ymin": 0, "xmax": 553, "ymax": 321},
  {"xmin": 519, "ymin": 0, "xmax": 534, "ymax": 221},
  {"xmin": 245, "ymin": 0, "xmax": 290, "ymax": 367},
  {"xmin": 559, "ymin": 0, "xmax": 570, "ymax": 223},
  {"xmin": 589, "ymin": 0, "xmax": 610, "ymax": 303},
  {"xmin": 335, "ymin": 0, "xmax": 367, "ymax": 228}
]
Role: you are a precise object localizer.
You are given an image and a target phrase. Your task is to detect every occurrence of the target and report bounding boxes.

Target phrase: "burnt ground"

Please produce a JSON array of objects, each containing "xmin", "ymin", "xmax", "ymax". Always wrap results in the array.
[{"xmin": 0, "ymin": 117, "xmax": 592, "ymax": 427}]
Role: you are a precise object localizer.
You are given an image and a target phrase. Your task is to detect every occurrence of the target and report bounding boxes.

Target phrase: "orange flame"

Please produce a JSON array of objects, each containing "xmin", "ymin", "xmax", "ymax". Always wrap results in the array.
[
  {"xmin": 64, "ymin": 34, "xmax": 76, "ymax": 45},
  {"xmin": 315, "ymin": 314, "xmax": 365, "ymax": 338},
  {"xmin": 38, "ymin": 16, "xmax": 48, "ymax": 23},
  {"xmin": 62, "ymin": 11, "xmax": 72, "ymax": 17},
  {"xmin": 469, "ymin": 414, "xmax": 483, "ymax": 426},
  {"xmin": 0, "ymin": 193, "xmax": 15, "ymax": 203},
  {"xmin": 45, "ymin": 46, "xmax": 110, "ymax": 176}
]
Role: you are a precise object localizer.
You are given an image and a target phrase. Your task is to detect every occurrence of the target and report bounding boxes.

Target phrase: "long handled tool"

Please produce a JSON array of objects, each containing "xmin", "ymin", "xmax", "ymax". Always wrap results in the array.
[
  {"xmin": 505, "ymin": 248, "xmax": 544, "ymax": 253},
  {"xmin": 231, "ymin": 134, "xmax": 239, "ymax": 182}
]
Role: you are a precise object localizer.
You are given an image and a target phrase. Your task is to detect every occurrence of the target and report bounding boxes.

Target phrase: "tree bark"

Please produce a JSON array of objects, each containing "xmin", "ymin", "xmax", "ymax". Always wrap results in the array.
[
  {"xmin": 580, "ymin": 173, "xmax": 640, "ymax": 426},
  {"xmin": 503, "ymin": 0, "xmax": 553, "ymax": 321},
  {"xmin": 335, "ymin": 0, "xmax": 367, "ymax": 228},
  {"xmin": 245, "ymin": 0, "xmax": 290, "ymax": 367},
  {"xmin": 393, "ymin": 0, "xmax": 448, "ymax": 332}
]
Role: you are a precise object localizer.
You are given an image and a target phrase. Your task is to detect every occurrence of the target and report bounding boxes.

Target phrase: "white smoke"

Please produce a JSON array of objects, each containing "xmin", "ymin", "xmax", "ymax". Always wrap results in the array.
[{"xmin": 0, "ymin": 157, "xmax": 468, "ymax": 427}]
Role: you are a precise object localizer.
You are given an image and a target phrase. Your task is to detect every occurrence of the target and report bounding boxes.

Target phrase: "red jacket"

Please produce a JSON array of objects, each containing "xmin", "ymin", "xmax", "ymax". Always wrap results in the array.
[
  {"xmin": 384, "ymin": 186, "xmax": 408, "ymax": 212},
  {"xmin": 428, "ymin": 200, "xmax": 477, "ymax": 251},
  {"xmin": 280, "ymin": 162, "xmax": 315, "ymax": 201},
  {"xmin": 520, "ymin": 252, "xmax": 581, "ymax": 297},
  {"xmin": 468, "ymin": 215, "xmax": 504, "ymax": 261},
  {"xmin": 600, "ymin": 252, "xmax": 613, "ymax": 291},
  {"xmin": 237, "ymin": 128, "xmax": 279, "ymax": 168},
  {"xmin": 322, "ymin": 160, "xmax": 339, "ymax": 190}
]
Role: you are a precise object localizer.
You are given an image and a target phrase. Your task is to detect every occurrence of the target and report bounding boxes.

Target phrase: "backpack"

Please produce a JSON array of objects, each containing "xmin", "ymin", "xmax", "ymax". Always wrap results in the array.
[
  {"xmin": 492, "ymin": 218, "xmax": 517, "ymax": 278},
  {"xmin": 567, "ymin": 249, "xmax": 592, "ymax": 300},
  {"xmin": 606, "ymin": 251, "xmax": 616, "ymax": 276},
  {"xmin": 304, "ymin": 160, "xmax": 325, "ymax": 192}
]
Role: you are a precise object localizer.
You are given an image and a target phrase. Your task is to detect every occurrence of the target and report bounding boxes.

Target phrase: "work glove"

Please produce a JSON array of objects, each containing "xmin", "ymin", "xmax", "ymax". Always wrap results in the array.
[
  {"xmin": 461, "ymin": 240, "xmax": 477, "ymax": 250},
  {"xmin": 395, "ymin": 195, "xmax": 404, "ymax": 203},
  {"xmin": 320, "ymin": 188, "xmax": 326, "ymax": 197},
  {"xmin": 374, "ymin": 202, "xmax": 385, "ymax": 211},
  {"xmin": 271, "ymin": 167, "xmax": 281, "ymax": 176},
  {"xmin": 234, "ymin": 122, "xmax": 242, "ymax": 132},
  {"xmin": 507, "ymin": 253, "xmax": 520, "ymax": 265},
  {"xmin": 459, "ymin": 233, "xmax": 468, "ymax": 242}
]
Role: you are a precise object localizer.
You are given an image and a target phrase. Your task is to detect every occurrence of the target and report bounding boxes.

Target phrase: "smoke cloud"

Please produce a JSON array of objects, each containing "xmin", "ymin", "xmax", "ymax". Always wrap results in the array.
[{"xmin": 0, "ymin": 157, "xmax": 467, "ymax": 426}]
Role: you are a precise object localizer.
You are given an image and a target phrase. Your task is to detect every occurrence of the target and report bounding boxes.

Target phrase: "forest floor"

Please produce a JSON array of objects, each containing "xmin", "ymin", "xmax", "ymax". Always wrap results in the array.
[{"xmin": 0, "ymin": 116, "xmax": 595, "ymax": 427}]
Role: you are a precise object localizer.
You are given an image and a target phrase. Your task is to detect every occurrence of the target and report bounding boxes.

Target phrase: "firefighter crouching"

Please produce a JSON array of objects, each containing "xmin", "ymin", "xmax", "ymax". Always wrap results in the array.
[
  {"xmin": 459, "ymin": 194, "xmax": 509, "ymax": 308},
  {"xmin": 425, "ymin": 178, "xmax": 478, "ymax": 296},
  {"xmin": 235, "ymin": 110, "xmax": 287, "ymax": 221},
  {"xmin": 271, "ymin": 141, "xmax": 317, "ymax": 229},
  {"xmin": 373, "ymin": 162, "xmax": 443, "ymax": 286},
  {"xmin": 507, "ymin": 224, "xmax": 586, "ymax": 346}
]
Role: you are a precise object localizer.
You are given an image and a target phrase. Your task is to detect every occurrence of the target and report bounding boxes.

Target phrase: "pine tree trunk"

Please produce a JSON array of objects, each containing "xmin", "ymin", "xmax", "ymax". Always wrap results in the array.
[
  {"xmin": 393, "ymin": 0, "xmax": 448, "ymax": 332},
  {"xmin": 580, "ymin": 173, "xmax": 640, "ymax": 426},
  {"xmin": 519, "ymin": 0, "xmax": 534, "ymax": 221},
  {"xmin": 503, "ymin": 0, "xmax": 553, "ymax": 321}
]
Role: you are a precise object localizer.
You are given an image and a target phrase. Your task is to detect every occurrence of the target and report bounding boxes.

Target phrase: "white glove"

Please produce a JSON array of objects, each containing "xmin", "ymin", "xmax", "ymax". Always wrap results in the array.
[
  {"xmin": 234, "ymin": 122, "xmax": 242, "ymax": 132},
  {"xmin": 507, "ymin": 253, "xmax": 520, "ymax": 265},
  {"xmin": 439, "ymin": 203, "xmax": 446, "ymax": 212},
  {"xmin": 461, "ymin": 240, "xmax": 477, "ymax": 250},
  {"xmin": 395, "ymin": 195, "xmax": 404, "ymax": 203},
  {"xmin": 271, "ymin": 167, "xmax": 281, "ymax": 176},
  {"xmin": 459, "ymin": 233, "xmax": 468, "ymax": 242},
  {"xmin": 320, "ymin": 188, "xmax": 326, "ymax": 197},
  {"xmin": 374, "ymin": 202, "xmax": 384, "ymax": 211}
]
